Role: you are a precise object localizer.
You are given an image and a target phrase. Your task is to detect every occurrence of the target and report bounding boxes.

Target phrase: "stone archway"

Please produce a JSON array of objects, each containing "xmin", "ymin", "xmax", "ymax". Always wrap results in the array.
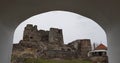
[{"xmin": 0, "ymin": 0, "xmax": 120, "ymax": 63}]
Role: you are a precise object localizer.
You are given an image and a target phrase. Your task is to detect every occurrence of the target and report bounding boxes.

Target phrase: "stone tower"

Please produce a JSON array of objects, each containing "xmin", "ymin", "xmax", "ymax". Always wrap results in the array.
[
  {"xmin": 49, "ymin": 28, "xmax": 64, "ymax": 46},
  {"xmin": 78, "ymin": 39, "xmax": 92, "ymax": 58},
  {"xmin": 23, "ymin": 24, "xmax": 38, "ymax": 42}
]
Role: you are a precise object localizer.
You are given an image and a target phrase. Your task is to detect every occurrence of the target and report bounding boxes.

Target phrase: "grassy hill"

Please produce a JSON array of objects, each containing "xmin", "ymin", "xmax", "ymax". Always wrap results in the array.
[{"xmin": 23, "ymin": 58, "xmax": 92, "ymax": 63}]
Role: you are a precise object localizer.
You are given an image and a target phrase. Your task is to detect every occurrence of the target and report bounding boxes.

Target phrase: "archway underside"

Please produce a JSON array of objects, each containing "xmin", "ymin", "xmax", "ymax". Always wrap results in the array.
[{"xmin": 0, "ymin": 0, "xmax": 120, "ymax": 63}]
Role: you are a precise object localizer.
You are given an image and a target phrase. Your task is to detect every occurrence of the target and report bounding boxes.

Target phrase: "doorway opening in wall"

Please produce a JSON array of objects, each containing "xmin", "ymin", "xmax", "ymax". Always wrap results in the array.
[{"xmin": 12, "ymin": 10, "xmax": 108, "ymax": 63}]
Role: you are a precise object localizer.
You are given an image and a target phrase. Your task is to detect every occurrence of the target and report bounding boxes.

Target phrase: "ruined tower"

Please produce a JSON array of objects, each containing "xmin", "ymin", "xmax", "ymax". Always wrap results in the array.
[
  {"xmin": 23, "ymin": 24, "xmax": 40, "ymax": 42},
  {"xmin": 23, "ymin": 24, "xmax": 50, "ymax": 42},
  {"xmin": 12, "ymin": 24, "xmax": 94, "ymax": 62},
  {"xmin": 78, "ymin": 39, "xmax": 92, "ymax": 58},
  {"xmin": 49, "ymin": 28, "xmax": 64, "ymax": 46},
  {"xmin": 23, "ymin": 24, "xmax": 35, "ymax": 41}
]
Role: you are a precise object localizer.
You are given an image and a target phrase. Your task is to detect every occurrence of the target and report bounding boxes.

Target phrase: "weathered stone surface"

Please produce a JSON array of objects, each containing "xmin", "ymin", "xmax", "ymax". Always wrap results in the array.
[
  {"xmin": 90, "ymin": 56, "xmax": 108, "ymax": 63},
  {"xmin": 79, "ymin": 39, "xmax": 92, "ymax": 58},
  {"xmin": 49, "ymin": 28, "xmax": 64, "ymax": 46},
  {"xmin": 12, "ymin": 24, "xmax": 92, "ymax": 62}
]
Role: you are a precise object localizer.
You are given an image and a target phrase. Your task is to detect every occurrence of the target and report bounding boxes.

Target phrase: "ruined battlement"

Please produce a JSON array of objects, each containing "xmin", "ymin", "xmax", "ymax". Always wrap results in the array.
[
  {"xmin": 49, "ymin": 28, "xmax": 64, "ymax": 45},
  {"xmin": 23, "ymin": 24, "xmax": 64, "ymax": 45},
  {"xmin": 12, "ymin": 24, "xmax": 92, "ymax": 62}
]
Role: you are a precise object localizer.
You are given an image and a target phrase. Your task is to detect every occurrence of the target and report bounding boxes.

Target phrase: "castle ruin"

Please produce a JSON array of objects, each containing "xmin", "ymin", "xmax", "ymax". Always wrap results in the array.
[{"xmin": 12, "ymin": 24, "xmax": 92, "ymax": 62}]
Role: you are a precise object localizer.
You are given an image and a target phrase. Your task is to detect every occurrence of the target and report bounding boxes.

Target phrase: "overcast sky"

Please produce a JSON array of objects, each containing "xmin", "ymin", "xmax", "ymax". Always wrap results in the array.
[{"xmin": 13, "ymin": 11, "xmax": 107, "ymax": 46}]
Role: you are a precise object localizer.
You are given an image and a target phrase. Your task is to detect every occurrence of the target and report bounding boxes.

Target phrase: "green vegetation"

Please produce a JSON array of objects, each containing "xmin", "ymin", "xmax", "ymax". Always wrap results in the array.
[
  {"xmin": 11, "ymin": 56, "xmax": 92, "ymax": 63},
  {"xmin": 23, "ymin": 58, "xmax": 92, "ymax": 63}
]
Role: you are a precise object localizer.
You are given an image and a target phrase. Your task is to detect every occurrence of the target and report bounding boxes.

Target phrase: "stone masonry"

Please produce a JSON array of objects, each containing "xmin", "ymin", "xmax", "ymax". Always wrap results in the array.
[{"xmin": 12, "ymin": 24, "xmax": 92, "ymax": 63}]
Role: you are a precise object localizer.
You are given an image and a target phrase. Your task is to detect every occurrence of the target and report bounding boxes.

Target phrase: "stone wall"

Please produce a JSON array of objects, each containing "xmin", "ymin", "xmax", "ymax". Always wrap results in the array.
[
  {"xmin": 67, "ymin": 39, "xmax": 92, "ymax": 58},
  {"xmin": 79, "ymin": 39, "xmax": 92, "ymax": 58},
  {"xmin": 12, "ymin": 24, "xmax": 92, "ymax": 61},
  {"xmin": 49, "ymin": 28, "xmax": 64, "ymax": 46},
  {"xmin": 90, "ymin": 56, "xmax": 108, "ymax": 63},
  {"xmin": 41, "ymin": 50, "xmax": 77, "ymax": 59}
]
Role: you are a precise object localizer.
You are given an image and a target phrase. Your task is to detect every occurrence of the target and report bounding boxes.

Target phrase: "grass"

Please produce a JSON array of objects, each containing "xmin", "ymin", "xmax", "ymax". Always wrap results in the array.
[
  {"xmin": 11, "ymin": 56, "xmax": 92, "ymax": 63},
  {"xmin": 23, "ymin": 58, "xmax": 92, "ymax": 63}
]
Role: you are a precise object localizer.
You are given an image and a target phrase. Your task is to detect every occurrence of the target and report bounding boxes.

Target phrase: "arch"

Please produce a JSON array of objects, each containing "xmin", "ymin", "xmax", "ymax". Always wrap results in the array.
[
  {"xmin": 12, "ymin": 10, "xmax": 108, "ymax": 63},
  {"xmin": 0, "ymin": 1, "xmax": 120, "ymax": 63}
]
